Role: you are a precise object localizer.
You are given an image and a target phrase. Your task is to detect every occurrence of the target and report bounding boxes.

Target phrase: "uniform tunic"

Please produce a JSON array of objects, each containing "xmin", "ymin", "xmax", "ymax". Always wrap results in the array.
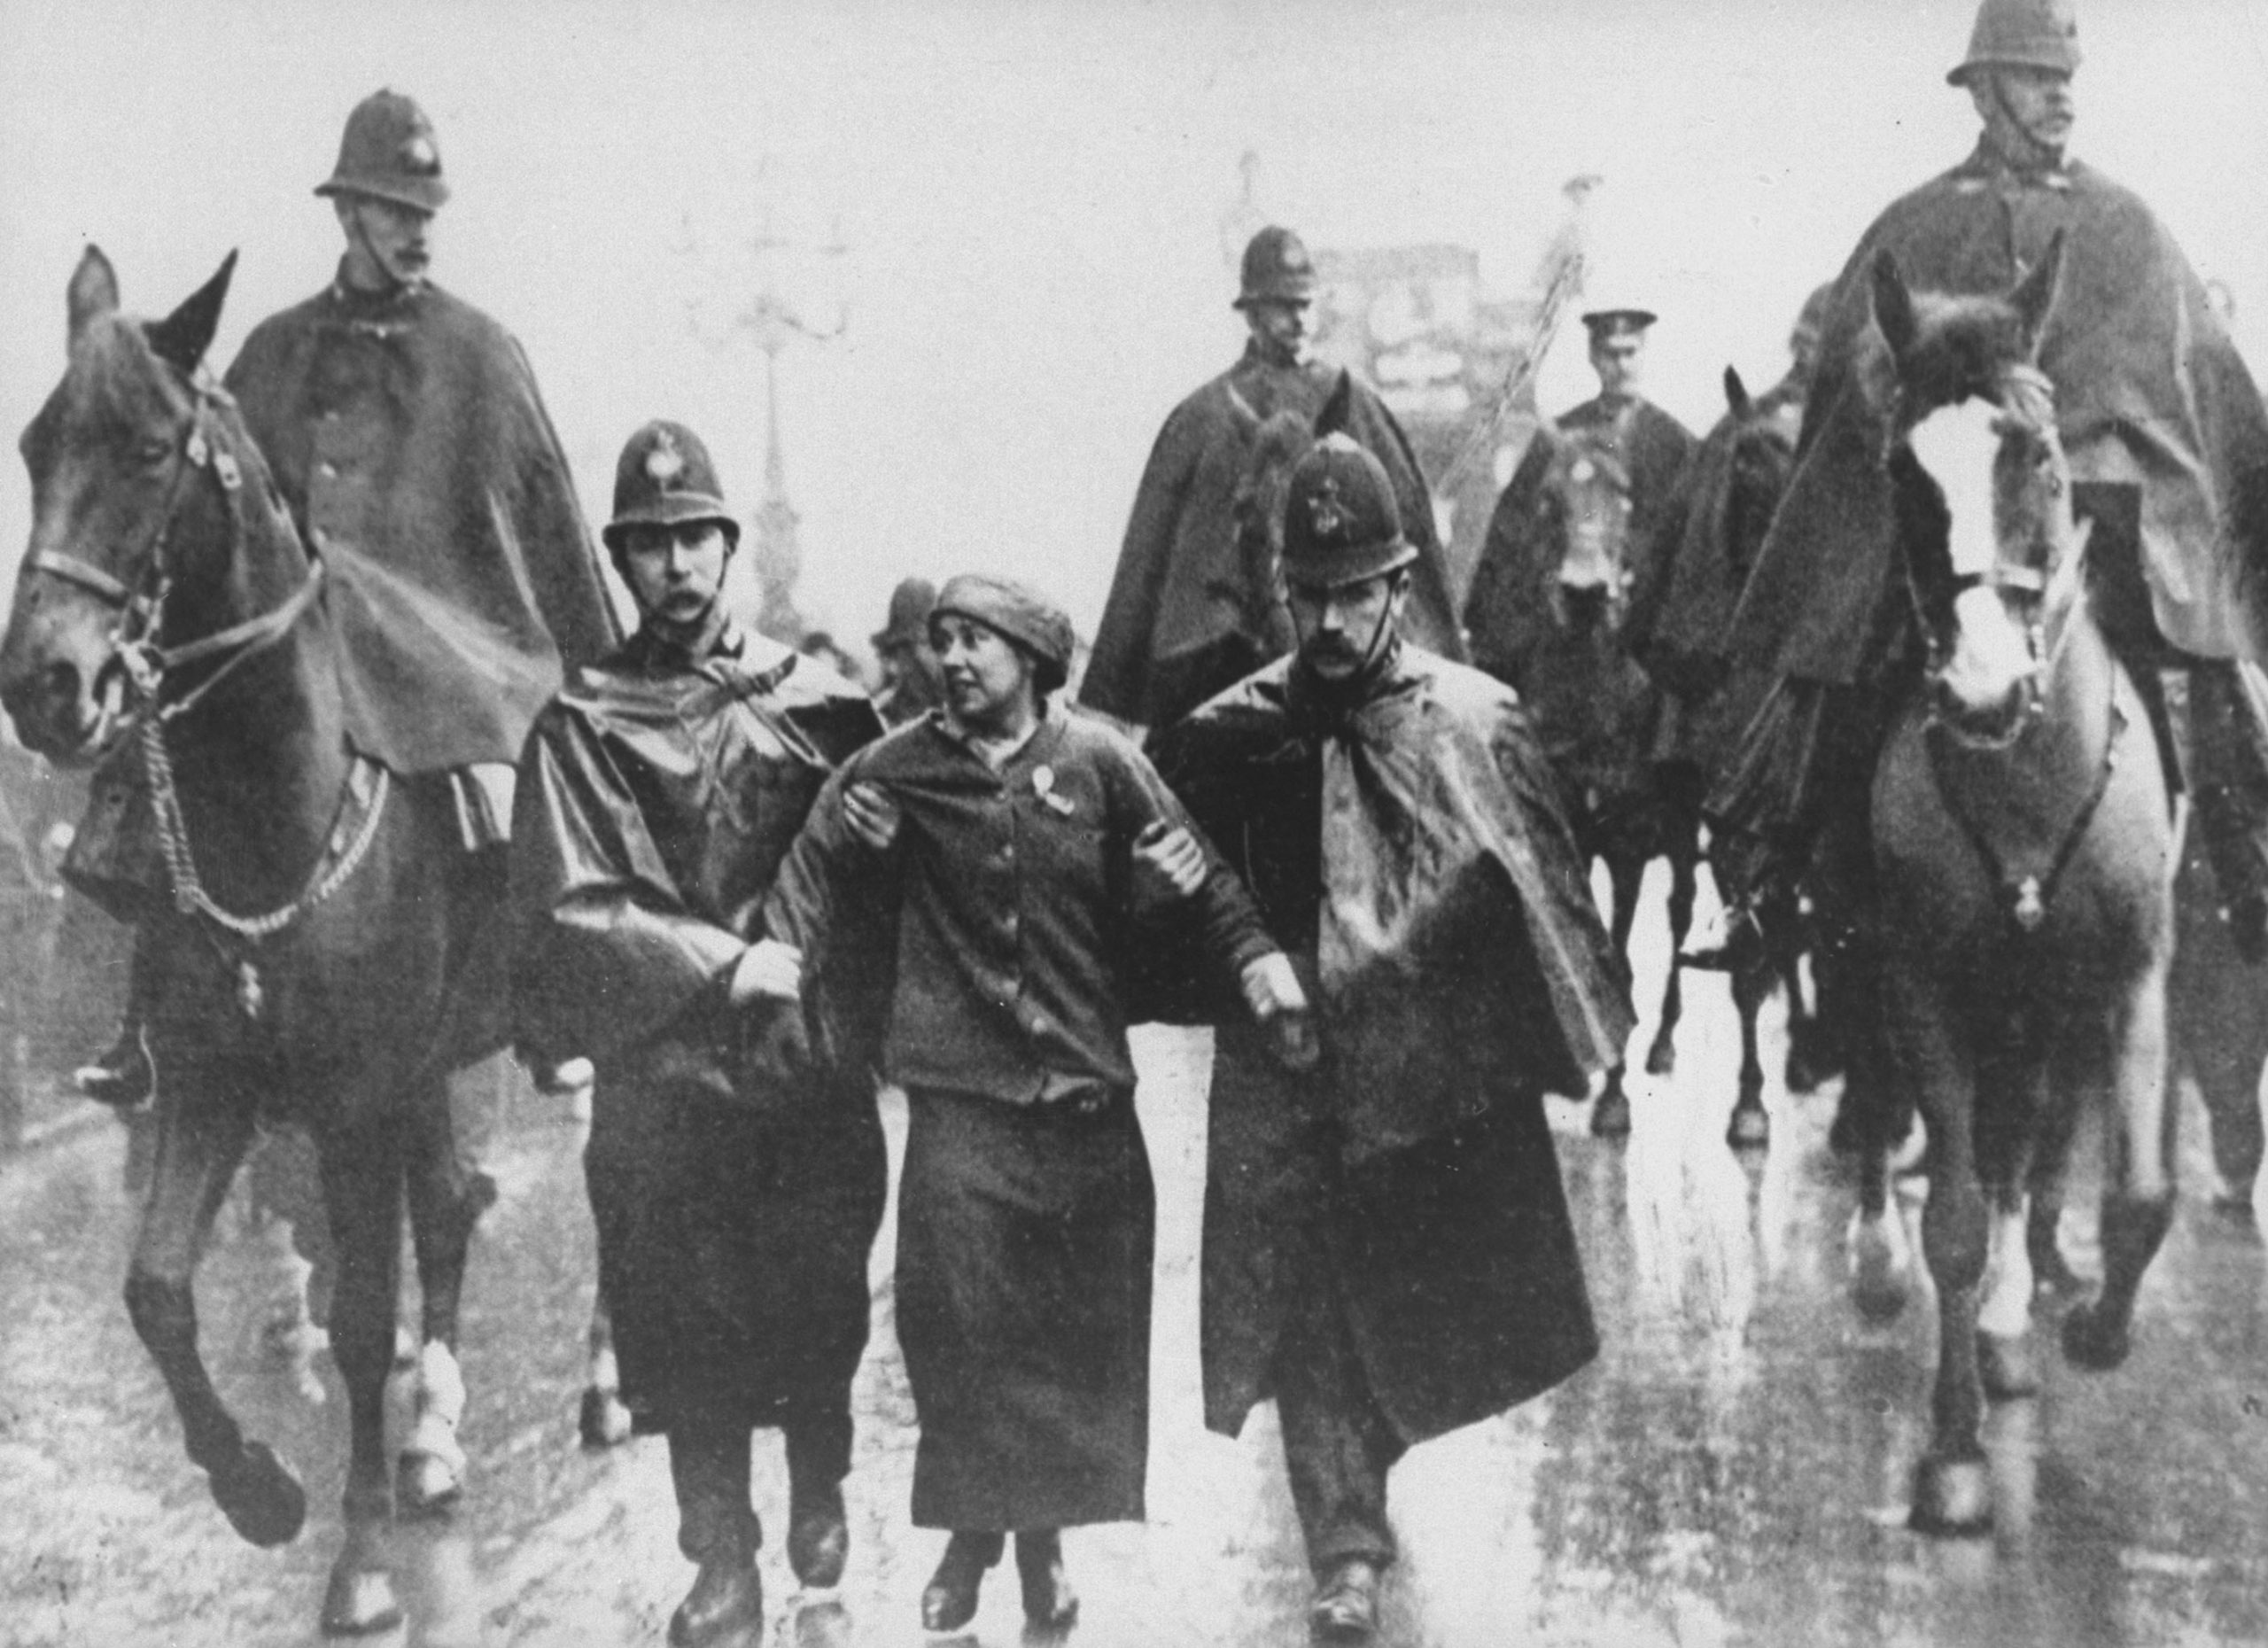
[
  {"xmin": 1083, "ymin": 343, "xmax": 1467, "ymax": 729},
  {"xmin": 765, "ymin": 705, "xmax": 1275, "ymax": 1529},
  {"xmin": 511, "ymin": 620, "xmax": 886, "ymax": 1437}
]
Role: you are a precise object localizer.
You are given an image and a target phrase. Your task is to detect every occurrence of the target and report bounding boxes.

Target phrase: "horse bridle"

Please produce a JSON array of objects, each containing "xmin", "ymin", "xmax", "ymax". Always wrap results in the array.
[
  {"xmin": 27, "ymin": 367, "xmax": 325, "ymax": 735},
  {"xmin": 1899, "ymin": 364, "xmax": 2062, "ymax": 751}
]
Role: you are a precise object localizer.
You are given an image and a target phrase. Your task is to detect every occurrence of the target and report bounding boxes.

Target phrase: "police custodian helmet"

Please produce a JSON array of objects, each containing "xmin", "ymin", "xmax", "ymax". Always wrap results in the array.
[
  {"xmin": 315, "ymin": 89, "xmax": 451, "ymax": 214},
  {"xmin": 1235, "ymin": 226, "xmax": 1319, "ymax": 310},
  {"xmin": 1279, "ymin": 435, "xmax": 1418, "ymax": 590},
  {"xmin": 602, "ymin": 421, "xmax": 740, "ymax": 552},
  {"xmin": 1947, "ymin": 0, "xmax": 2081, "ymax": 86}
]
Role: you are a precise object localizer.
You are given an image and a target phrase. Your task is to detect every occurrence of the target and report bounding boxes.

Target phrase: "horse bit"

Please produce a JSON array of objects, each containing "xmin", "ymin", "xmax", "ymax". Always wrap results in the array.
[{"xmin": 27, "ymin": 367, "xmax": 388, "ymax": 1017}]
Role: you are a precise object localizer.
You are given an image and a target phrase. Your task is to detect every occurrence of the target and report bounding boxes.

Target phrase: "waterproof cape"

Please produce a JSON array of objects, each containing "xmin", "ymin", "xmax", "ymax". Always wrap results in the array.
[
  {"xmin": 1083, "ymin": 347, "xmax": 1466, "ymax": 729},
  {"xmin": 1730, "ymin": 147, "xmax": 2268, "ymax": 683},
  {"xmin": 1158, "ymin": 649, "xmax": 1633, "ymax": 1162},
  {"xmin": 228, "ymin": 276, "xmax": 622, "ymax": 774}
]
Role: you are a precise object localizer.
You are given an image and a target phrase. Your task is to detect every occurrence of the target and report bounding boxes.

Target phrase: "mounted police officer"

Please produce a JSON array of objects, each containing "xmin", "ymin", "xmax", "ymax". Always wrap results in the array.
[
  {"xmin": 513, "ymin": 422, "xmax": 886, "ymax": 1648},
  {"xmin": 1709, "ymin": 0, "xmax": 2268, "ymax": 959},
  {"xmin": 1152, "ymin": 436, "xmax": 1629, "ymax": 1644},
  {"xmin": 1082, "ymin": 225, "xmax": 1465, "ymax": 733},
  {"xmin": 1559, "ymin": 306, "xmax": 1700, "ymax": 558},
  {"xmin": 76, "ymin": 88, "xmax": 619, "ymax": 1099},
  {"xmin": 870, "ymin": 575, "xmax": 944, "ymax": 727}
]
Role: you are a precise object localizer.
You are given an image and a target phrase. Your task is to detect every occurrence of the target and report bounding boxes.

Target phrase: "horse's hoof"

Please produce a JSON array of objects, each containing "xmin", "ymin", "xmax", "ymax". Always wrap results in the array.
[
  {"xmin": 210, "ymin": 1441, "xmax": 307, "ymax": 1548},
  {"xmin": 321, "ymin": 1553, "xmax": 403, "ymax": 1637},
  {"xmin": 2210, "ymin": 1184, "xmax": 2259, "ymax": 1227},
  {"xmin": 1644, "ymin": 1038, "xmax": 1677, "ymax": 1078},
  {"xmin": 2062, "ymin": 1302, "xmax": 2132, "ymax": 1371},
  {"xmin": 1909, "ymin": 1454, "xmax": 1993, "ymax": 1536},
  {"xmin": 579, "ymin": 1386, "xmax": 634, "ymax": 1450},
  {"xmin": 1850, "ymin": 1226, "xmax": 1910, "ymax": 1324},
  {"xmin": 2028, "ymin": 1248, "xmax": 2089, "ymax": 1301},
  {"xmin": 1784, "ymin": 1036, "xmax": 1841, "ymax": 1095},
  {"xmin": 1978, "ymin": 1332, "xmax": 2039, "ymax": 1400},
  {"xmin": 397, "ymin": 1449, "xmax": 463, "ymax": 1517},
  {"xmin": 1726, "ymin": 1100, "xmax": 1770, "ymax": 1152},
  {"xmin": 1589, "ymin": 1087, "xmax": 1632, "ymax": 1139}
]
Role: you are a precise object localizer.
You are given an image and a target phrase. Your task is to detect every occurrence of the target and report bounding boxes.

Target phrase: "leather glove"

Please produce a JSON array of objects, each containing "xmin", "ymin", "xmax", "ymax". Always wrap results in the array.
[{"xmin": 1239, "ymin": 951, "xmax": 1319, "ymax": 1071}]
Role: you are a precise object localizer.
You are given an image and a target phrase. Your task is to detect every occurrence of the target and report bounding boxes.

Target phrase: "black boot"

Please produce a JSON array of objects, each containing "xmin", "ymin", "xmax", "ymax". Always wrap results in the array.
[
  {"xmin": 669, "ymin": 1556, "xmax": 763, "ymax": 1648},
  {"xmin": 1015, "ymin": 1528, "xmax": 1078, "ymax": 1630},
  {"xmin": 919, "ymin": 1531, "xmax": 1002, "ymax": 1633},
  {"xmin": 787, "ymin": 1483, "xmax": 848, "ymax": 1590}
]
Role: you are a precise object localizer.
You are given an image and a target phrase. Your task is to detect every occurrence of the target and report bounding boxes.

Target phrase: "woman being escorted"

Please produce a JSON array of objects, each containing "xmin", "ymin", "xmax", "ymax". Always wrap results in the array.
[{"xmin": 757, "ymin": 574, "xmax": 1309, "ymax": 1633}]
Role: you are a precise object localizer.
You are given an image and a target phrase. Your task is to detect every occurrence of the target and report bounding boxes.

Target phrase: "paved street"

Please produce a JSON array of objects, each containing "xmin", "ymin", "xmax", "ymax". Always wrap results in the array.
[{"xmin": 3, "ymin": 868, "xmax": 2264, "ymax": 1648}]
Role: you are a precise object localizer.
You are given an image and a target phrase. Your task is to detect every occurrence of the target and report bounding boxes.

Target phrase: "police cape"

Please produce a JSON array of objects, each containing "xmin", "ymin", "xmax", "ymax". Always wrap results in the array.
[
  {"xmin": 1082, "ymin": 348, "xmax": 1467, "ymax": 730},
  {"xmin": 1729, "ymin": 145, "xmax": 2268, "ymax": 685},
  {"xmin": 1152, "ymin": 646, "xmax": 1632, "ymax": 1442},
  {"xmin": 510, "ymin": 634, "xmax": 888, "ymax": 1426},
  {"xmin": 227, "ymin": 275, "xmax": 621, "ymax": 775}
]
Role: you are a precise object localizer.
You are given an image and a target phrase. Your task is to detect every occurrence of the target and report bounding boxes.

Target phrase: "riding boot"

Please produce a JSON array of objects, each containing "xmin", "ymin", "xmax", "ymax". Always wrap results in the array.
[
  {"xmin": 2187, "ymin": 660, "xmax": 2268, "ymax": 964},
  {"xmin": 75, "ymin": 932, "xmax": 158, "ymax": 1108}
]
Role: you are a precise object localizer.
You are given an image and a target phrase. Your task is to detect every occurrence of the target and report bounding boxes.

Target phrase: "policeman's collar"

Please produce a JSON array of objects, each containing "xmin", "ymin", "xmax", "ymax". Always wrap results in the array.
[
  {"xmin": 327, "ymin": 259, "xmax": 429, "ymax": 315},
  {"xmin": 1288, "ymin": 632, "xmax": 1404, "ymax": 727},
  {"xmin": 1960, "ymin": 134, "xmax": 2071, "ymax": 188},
  {"xmin": 631, "ymin": 602, "xmax": 740, "ymax": 669}
]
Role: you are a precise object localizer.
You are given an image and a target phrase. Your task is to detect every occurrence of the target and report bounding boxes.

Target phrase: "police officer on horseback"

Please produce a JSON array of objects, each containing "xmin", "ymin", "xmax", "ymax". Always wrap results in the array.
[
  {"xmin": 1081, "ymin": 226, "xmax": 1465, "ymax": 732},
  {"xmin": 1707, "ymin": 0, "xmax": 2268, "ymax": 960},
  {"xmin": 76, "ymin": 89, "xmax": 619, "ymax": 1099}
]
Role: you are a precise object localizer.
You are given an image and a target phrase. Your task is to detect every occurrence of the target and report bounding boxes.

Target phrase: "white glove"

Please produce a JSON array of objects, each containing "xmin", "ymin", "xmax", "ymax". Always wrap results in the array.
[
  {"xmin": 1239, "ymin": 952, "xmax": 1319, "ymax": 1070},
  {"xmin": 729, "ymin": 937, "xmax": 804, "ymax": 1007}
]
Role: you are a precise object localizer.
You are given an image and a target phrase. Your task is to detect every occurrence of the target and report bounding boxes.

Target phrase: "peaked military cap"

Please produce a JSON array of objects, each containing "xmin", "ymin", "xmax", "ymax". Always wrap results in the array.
[
  {"xmin": 316, "ymin": 89, "xmax": 450, "ymax": 214},
  {"xmin": 1280, "ymin": 434, "xmax": 1417, "ymax": 590},
  {"xmin": 603, "ymin": 421, "xmax": 739, "ymax": 551},
  {"xmin": 1236, "ymin": 226, "xmax": 1318, "ymax": 309},
  {"xmin": 1948, "ymin": 0, "xmax": 2081, "ymax": 85},
  {"xmin": 1581, "ymin": 307, "xmax": 1658, "ymax": 338}
]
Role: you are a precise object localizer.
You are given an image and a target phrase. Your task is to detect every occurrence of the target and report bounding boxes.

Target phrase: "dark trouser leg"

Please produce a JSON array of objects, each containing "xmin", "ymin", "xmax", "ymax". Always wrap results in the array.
[
  {"xmin": 670, "ymin": 1409, "xmax": 760, "ymax": 1566},
  {"xmin": 2185, "ymin": 660, "xmax": 2268, "ymax": 957},
  {"xmin": 783, "ymin": 1397, "xmax": 852, "ymax": 1510},
  {"xmin": 1272, "ymin": 1272, "xmax": 1405, "ymax": 1579}
]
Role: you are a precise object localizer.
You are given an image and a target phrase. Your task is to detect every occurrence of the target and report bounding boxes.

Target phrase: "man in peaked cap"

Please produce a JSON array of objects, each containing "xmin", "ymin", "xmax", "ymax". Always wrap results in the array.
[
  {"xmin": 74, "ymin": 88, "xmax": 619, "ymax": 1101},
  {"xmin": 1710, "ymin": 0, "xmax": 2268, "ymax": 975},
  {"xmin": 1150, "ymin": 435, "xmax": 1630, "ymax": 1644},
  {"xmin": 1081, "ymin": 225, "xmax": 1466, "ymax": 734},
  {"xmin": 513, "ymin": 420, "xmax": 887, "ymax": 1648},
  {"xmin": 871, "ymin": 575, "xmax": 944, "ymax": 727}
]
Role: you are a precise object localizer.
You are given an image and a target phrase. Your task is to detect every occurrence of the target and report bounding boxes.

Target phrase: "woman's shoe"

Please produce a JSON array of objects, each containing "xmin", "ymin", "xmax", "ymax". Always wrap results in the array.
[
  {"xmin": 919, "ymin": 1530, "xmax": 1002, "ymax": 1633},
  {"xmin": 1015, "ymin": 1528, "xmax": 1079, "ymax": 1629}
]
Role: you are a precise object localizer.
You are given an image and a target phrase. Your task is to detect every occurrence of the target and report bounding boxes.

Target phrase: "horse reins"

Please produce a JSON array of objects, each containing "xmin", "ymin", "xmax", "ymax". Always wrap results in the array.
[{"xmin": 26, "ymin": 364, "xmax": 386, "ymax": 1014}]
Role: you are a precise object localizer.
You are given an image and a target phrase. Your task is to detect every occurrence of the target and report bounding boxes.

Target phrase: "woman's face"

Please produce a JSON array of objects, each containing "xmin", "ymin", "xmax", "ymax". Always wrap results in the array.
[{"xmin": 932, "ymin": 614, "xmax": 1037, "ymax": 733}]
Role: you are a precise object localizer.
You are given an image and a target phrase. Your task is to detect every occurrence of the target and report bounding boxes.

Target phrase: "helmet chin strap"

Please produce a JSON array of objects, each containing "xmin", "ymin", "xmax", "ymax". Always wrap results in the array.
[{"xmin": 1987, "ymin": 74, "xmax": 2064, "ymax": 169}]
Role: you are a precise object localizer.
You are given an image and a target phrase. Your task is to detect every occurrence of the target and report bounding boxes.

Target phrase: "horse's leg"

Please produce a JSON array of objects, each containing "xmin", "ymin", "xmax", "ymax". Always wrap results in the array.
[
  {"xmin": 579, "ymin": 1282, "xmax": 634, "ymax": 1448},
  {"xmin": 1845, "ymin": 981, "xmax": 1914, "ymax": 1325},
  {"xmin": 1889, "ymin": 966, "xmax": 1994, "ymax": 1535},
  {"xmin": 399, "ymin": 1077, "xmax": 483, "ymax": 1514},
  {"xmin": 1729, "ymin": 945, "xmax": 1774, "ymax": 1151},
  {"xmin": 1589, "ymin": 846, "xmax": 1643, "ymax": 1139},
  {"xmin": 125, "ymin": 1073, "xmax": 308, "ymax": 1548},
  {"xmin": 315, "ymin": 1116, "xmax": 408, "ymax": 1636},
  {"xmin": 2023, "ymin": 1061, "xmax": 2091, "ymax": 1299},
  {"xmin": 2063, "ymin": 961, "xmax": 2178, "ymax": 1372},
  {"xmin": 1646, "ymin": 820, "xmax": 1697, "ymax": 1079},
  {"xmin": 1776, "ymin": 891, "xmax": 1838, "ymax": 1092}
]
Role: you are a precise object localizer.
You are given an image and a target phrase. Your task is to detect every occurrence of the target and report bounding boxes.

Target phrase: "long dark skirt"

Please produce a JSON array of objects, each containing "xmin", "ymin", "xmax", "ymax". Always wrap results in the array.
[{"xmin": 897, "ymin": 1086, "xmax": 1153, "ymax": 1530}]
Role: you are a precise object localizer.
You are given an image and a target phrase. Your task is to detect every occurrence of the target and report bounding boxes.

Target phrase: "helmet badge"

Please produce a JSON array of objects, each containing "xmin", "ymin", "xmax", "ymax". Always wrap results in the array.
[
  {"xmin": 1306, "ymin": 471, "xmax": 1348, "ymax": 539},
  {"xmin": 400, "ymin": 136, "xmax": 439, "ymax": 174},
  {"xmin": 645, "ymin": 431, "xmax": 686, "ymax": 485}
]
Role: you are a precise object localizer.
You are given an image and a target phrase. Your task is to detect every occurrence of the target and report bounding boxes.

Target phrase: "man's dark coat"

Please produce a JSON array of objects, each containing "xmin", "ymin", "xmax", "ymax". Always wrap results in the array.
[
  {"xmin": 1728, "ymin": 144, "xmax": 2268, "ymax": 685},
  {"xmin": 1153, "ymin": 645, "xmax": 1630, "ymax": 1443},
  {"xmin": 229, "ymin": 273, "xmax": 622, "ymax": 775},
  {"xmin": 1083, "ymin": 346, "xmax": 1466, "ymax": 729},
  {"xmin": 511, "ymin": 626, "xmax": 885, "ymax": 1427}
]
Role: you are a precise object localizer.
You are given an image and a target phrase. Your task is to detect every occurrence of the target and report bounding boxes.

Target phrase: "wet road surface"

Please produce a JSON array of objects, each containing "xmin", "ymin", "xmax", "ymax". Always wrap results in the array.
[{"xmin": 3, "ymin": 869, "xmax": 2265, "ymax": 1648}]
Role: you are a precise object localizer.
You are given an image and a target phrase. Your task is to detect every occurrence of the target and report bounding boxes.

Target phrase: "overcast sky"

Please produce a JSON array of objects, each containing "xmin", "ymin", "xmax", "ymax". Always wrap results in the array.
[{"xmin": 4, "ymin": 0, "xmax": 2265, "ymax": 650}]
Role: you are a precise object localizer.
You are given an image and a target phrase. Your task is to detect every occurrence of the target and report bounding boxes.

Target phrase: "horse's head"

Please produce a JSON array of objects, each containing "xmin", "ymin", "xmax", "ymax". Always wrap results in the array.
[
  {"xmin": 1, "ymin": 247, "xmax": 263, "ymax": 761},
  {"xmin": 1717, "ymin": 366, "xmax": 1796, "ymax": 587},
  {"xmin": 1539, "ymin": 426, "xmax": 1633, "ymax": 635},
  {"xmin": 1227, "ymin": 370, "xmax": 1366, "ymax": 657},
  {"xmin": 1871, "ymin": 232, "xmax": 2081, "ymax": 747}
]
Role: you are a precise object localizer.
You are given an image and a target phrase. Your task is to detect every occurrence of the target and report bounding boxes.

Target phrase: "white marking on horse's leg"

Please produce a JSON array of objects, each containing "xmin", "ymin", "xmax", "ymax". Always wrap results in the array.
[
  {"xmin": 405, "ymin": 1340, "xmax": 468, "ymax": 1478},
  {"xmin": 1977, "ymin": 1199, "xmax": 2034, "ymax": 1340}
]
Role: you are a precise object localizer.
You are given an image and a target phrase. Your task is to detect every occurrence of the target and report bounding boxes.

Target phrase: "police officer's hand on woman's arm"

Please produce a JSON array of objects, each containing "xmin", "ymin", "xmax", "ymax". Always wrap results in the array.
[
  {"xmin": 843, "ymin": 782, "xmax": 902, "ymax": 852},
  {"xmin": 1239, "ymin": 951, "xmax": 1319, "ymax": 1071},
  {"xmin": 1133, "ymin": 820, "xmax": 1208, "ymax": 899}
]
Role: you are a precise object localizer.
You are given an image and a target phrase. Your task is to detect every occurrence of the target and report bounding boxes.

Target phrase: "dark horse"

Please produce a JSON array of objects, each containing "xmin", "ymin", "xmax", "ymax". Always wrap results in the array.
[
  {"xmin": 0, "ymin": 251, "xmax": 502, "ymax": 1634},
  {"xmin": 1464, "ymin": 420, "xmax": 1701, "ymax": 1136},
  {"xmin": 1846, "ymin": 236, "xmax": 2181, "ymax": 1535},
  {"xmin": 1630, "ymin": 365, "xmax": 1832, "ymax": 1149}
]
